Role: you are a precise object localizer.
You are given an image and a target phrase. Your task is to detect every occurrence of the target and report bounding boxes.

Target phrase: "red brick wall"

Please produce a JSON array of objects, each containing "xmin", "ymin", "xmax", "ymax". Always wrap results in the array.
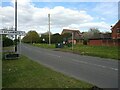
[
  {"xmin": 88, "ymin": 39, "xmax": 120, "ymax": 46},
  {"xmin": 88, "ymin": 40, "xmax": 103, "ymax": 46}
]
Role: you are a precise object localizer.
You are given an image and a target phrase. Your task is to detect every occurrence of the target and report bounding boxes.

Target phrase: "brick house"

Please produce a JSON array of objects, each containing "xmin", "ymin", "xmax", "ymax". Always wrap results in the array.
[
  {"xmin": 88, "ymin": 20, "xmax": 120, "ymax": 46},
  {"xmin": 61, "ymin": 29, "xmax": 82, "ymax": 44},
  {"xmin": 111, "ymin": 20, "xmax": 120, "ymax": 39}
]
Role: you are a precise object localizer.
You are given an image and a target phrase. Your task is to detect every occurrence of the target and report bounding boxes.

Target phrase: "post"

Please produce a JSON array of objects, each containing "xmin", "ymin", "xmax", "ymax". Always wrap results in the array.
[
  {"xmin": 15, "ymin": 0, "xmax": 17, "ymax": 52},
  {"xmin": 19, "ymin": 35, "xmax": 21, "ymax": 54},
  {"xmin": 72, "ymin": 32, "xmax": 73, "ymax": 50},
  {"xmin": 0, "ymin": 34, "xmax": 2, "ymax": 90},
  {"xmin": 48, "ymin": 13, "xmax": 51, "ymax": 45}
]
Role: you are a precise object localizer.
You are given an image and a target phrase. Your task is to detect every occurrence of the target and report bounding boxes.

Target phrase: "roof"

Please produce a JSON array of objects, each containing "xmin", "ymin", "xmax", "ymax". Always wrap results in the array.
[
  {"xmin": 61, "ymin": 29, "xmax": 82, "ymax": 40},
  {"xmin": 61, "ymin": 29, "xmax": 81, "ymax": 35},
  {"xmin": 111, "ymin": 20, "xmax": 120, "ymax": 30}
]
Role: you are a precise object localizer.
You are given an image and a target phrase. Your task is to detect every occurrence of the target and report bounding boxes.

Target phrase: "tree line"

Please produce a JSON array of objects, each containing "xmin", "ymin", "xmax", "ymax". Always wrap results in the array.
[
  {"xmin": 22, "ymin": 31, "xmax": 72, "ymax": 44},
  {"xmin": 2, "ymin": 27, "xmax": 111, "ymax": 47}
]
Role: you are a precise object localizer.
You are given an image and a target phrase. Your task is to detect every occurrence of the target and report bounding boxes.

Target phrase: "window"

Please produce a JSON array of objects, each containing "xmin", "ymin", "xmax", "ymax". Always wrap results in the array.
[{"xmin": 117, "ymin": 29, "xmax": 120, "ymax": 33}]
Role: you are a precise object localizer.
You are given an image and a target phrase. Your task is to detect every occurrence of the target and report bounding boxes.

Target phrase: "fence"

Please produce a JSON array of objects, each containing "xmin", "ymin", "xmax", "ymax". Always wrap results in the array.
[{"xmin": 88, "ymin": 39, "xmax": 120, "ymax": 46}]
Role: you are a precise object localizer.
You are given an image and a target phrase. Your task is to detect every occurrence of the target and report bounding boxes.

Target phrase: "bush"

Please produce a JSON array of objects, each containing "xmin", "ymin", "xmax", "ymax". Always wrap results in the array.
[
  {"xmin": 67, "ymin": 43, "xmax": 72, "ymax": 47},
  {"xmin": 3, "ymin": 37, "xmax": 14, "ymax": 47},
  {"xmin": 83, "ymin": 39, "xmax": 88, "ymax": 45}
]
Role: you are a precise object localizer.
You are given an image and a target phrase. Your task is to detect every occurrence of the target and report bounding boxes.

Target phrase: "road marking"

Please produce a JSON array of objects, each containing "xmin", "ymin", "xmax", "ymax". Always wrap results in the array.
[
  {"xmin": 47, "ymin": 53, "xmax": 61, "ymax": 58},
  {"xmin": 44, "ymin": 52, "xmax": 118, "ymax": 71},
  {"xmin": 23, "ymin": 45, "xmax": 118, "ymax": 71},
  {"xmin": 71, "ymin": 59, "xmax": 118, "ymax": 71}
]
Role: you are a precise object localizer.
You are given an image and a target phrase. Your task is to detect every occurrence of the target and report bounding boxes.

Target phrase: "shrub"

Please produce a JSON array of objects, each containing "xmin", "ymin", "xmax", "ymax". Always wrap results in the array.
[{"xmin": 3, "ymin": 37, "xmax": 14, "ymax": 47}]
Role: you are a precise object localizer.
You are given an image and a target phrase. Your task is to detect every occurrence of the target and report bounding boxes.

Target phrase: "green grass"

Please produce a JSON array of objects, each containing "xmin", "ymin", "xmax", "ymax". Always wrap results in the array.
[
  {"xmin": 62, "ymin": 44, "xmax": 119, "ymax": 60},
  {"xmin": 32, "ymin": 43, "xmax": 119, "ymax": 60},
  {"xmin": 33, "ymin": 43, "xmax": 55, "ymax": 49},
  {"xmin": 2, "ymin": 55, "xmax": 93, "ymax": 88}
]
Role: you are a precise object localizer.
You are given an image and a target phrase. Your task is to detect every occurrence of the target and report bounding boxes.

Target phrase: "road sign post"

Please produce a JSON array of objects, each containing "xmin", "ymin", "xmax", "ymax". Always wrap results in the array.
[
  {"xmin": 0, "ymin": 29, "xmax": 25, "ymax": 54},
  {"xmin": 15, "ymin": 0, "xmax": 17, "ymax": 52}
]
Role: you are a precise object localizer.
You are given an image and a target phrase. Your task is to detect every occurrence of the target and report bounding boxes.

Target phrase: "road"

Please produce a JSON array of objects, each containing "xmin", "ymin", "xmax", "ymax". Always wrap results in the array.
[{"xmin": 20, "ymin": 43, "xmax": 118, "ymax": 88}]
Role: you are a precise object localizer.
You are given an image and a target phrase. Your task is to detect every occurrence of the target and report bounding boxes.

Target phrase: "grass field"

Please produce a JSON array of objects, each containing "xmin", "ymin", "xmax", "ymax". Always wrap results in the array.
[
  {"xmin": 62, "ymin": 44, "xmax": 119, "ymax": 60},
  {"xmin": 33, "ymin": 43, "xmax": 55, "ymax": 49},
  {"xmin": 33, "ymin": 43, "xmax": 119, "ymax": 60},
  {"xmin": 2, "ymin": 55, "xmax": 93, "ymax": 88}
]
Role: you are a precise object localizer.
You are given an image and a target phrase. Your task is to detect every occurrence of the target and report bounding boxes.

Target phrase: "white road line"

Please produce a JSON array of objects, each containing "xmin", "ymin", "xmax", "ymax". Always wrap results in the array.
[
  {"xmin": 47, "ymin": 53, "xmax": 61, "ymax": 58},
  {"xmin": 23, "ymin": 45, "xmax": 118, "ymax": 71},
  {"xmin": 71, "ymin": 59, "xmax": 118, "ymax": 71}
]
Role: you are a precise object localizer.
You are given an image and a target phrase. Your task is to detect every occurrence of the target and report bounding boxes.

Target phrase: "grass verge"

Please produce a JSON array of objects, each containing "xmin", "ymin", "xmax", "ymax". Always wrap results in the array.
[
  {"xmin": 32, "ymin": 43, "xmax": 119, "ymax": 60},
  {"xmin": 2, "ymin": 55, "xmax": 93, "ymax": 88},
  {"xmin": 33, "ymin": 43, "xmax": 55, "ymax": 49}
]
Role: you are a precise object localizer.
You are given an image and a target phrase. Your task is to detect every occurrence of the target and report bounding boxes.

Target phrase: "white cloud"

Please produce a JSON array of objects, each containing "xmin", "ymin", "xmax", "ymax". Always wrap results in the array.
[
  {"xmin": 1, "ymin": 1, "xmax": 113, "ymax": 34},
  {"xmin": 93, "ymin": 2, "xmax": 118, "ymax": 20},
  {"xmin": 78, "ymin": 22, "xmax": 111, "ymax": 32}
]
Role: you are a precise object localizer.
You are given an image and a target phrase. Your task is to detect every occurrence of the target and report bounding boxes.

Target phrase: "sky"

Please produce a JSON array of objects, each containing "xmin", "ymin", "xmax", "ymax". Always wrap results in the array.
[{"xmin": 0, "ymin": 0, "xmax": 119, "ymax": 34}]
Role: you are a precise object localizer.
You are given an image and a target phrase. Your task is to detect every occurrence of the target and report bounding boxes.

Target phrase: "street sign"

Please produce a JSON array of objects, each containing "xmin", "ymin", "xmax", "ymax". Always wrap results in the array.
[{"xmin": 0, "ymin": 29, "xmax": 25, "ymax": 36}]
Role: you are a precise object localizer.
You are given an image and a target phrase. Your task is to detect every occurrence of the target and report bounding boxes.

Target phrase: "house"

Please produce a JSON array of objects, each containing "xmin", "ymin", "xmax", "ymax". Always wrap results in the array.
[
  {"xmin": 88, "ymin": 20, "xmax": 120, "ymax": 46},
  {"xmin": 61, "ymin": 29, "xmax": 82, "ymax": 44},
  {"xmin": 111, "ymin": 20, "xmax": 120, "ymax": 39}
]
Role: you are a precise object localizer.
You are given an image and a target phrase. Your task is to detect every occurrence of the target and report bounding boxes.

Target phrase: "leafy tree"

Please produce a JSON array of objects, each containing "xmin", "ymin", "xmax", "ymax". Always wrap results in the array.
[
  {"xmin": 22, "ymin": 31, "xmax": 40, "ymax": 43},
  {"xmin": 88, "ymin": 28, "xmax": 100, "ymax": 38},
  {"xmin": 82, "ymin": 28, "xmax": 101, "ymax": 45},
  {"xmin": 82, "ymin": 28, "xmax": 100, "ymax": 39},
  {"xmin": 3, "ymin": 37, "xmax": 14, "ymax": 47},
  {"xmin": 51, "ymin": 33, "xmax": 62, "ymax": 44},
  {"xmin": 61, "ymin": 33, "xmax": 72, "ymax": 41},
  {"xmin": 39, "ymin": 34, "xmax": 49, "ymax": 43}
]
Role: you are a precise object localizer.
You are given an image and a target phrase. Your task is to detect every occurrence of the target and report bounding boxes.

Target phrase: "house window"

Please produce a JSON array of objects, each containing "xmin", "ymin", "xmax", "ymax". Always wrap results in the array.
[{"xmin": 117, "ymin": 29, "xmax": 120, "ymax": 33}]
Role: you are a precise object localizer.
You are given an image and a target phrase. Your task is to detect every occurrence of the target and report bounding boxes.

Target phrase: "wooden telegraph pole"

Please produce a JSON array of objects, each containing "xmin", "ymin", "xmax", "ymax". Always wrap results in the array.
[{"xmin": 48, "ymin": 13, "xmax": 51, "ymax": 45}]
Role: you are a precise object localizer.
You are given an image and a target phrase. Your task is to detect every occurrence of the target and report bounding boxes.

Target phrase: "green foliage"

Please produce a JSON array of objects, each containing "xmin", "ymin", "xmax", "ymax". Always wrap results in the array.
[
  {"xmin": 39, "ymin": 33, "xmax": 63, "ymax": 44},
  {"xmin": 22, "ymin": 31, "xmax": 40, "ymax": 43},
  {"xmin": 51, "ymin": 33, "xmax": 63, "ymax": 44},
  {"xmin": 39, "ymin": 34, "xmax": 49, "ymax": 43},
  {"xmin": 83, "ymin": 39, "xmax": 88, "ymax": 45},
  {"xmin": 62, "ymin": 45, "xmax": 118, "ymax": 60},
  {"xmin": 82, "ymin": 28, "xmax": 101, "ymax": 40},
  {"xmin": 61, "ymin": 33, "xmax": 72, "ymax": 41},
  {"xmin": 32, "ymin": 43, "xmax": 119, "ymax": 60},
  {"xmin": 3, "ymin": 37, "xmax": 14, "ymax": 47}
]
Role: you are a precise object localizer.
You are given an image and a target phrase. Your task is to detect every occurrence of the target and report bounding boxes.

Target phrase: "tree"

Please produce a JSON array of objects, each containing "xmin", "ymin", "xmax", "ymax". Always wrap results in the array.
[
  {"xmin": 3, "ymin": 37, "xmax": 14, "ymax": 47},
  {"xmin": 88, "ymin": 28, "xmax": 100, "ymax": 38},
  {"xmin": 39, "ymin": 34, "xmax": 49, "ymax": 43},
  {"xmin": 61, "ymin": 33, "xmax": 72, "ymax": 41},
  {"xmin": 82, "ymin": 28, "xmax": 100, "ymax": 39},
  {"xmin": 22, "ymin": 31, "xmax": 40, "ymax": 43},
  {"xmin": 1, "ymin": 27, "xmax": 14, "ymax": 47},
  {"xmin": 82, "ymin": 28, "xmax": 101, "ymax": 45},
  {"xmin": 51, "ymin": 33, "xmax": 62, "ymax": 44}
]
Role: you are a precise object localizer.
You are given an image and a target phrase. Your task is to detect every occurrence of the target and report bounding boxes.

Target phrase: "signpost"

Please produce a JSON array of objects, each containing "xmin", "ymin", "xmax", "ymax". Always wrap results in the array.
[
  {"xmin": 0, "ymin": 29, "xmax": 25, "ymax": 36},
  {"xmin": 72, "ymin": 32, "xmax": 74, "ymax": 50},
  {"xmin": 0, "ymin": 29, "xmax": 26, "ymax": 54}
]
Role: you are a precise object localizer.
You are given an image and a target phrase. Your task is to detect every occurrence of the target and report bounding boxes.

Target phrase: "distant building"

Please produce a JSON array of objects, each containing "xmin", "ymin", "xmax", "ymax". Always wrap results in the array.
[
  {"xmin": 88, "ymin": 20, "xmax": 120, "ymax": 46},
  {"xmin": 61, "ymin": 29, "xmax": 82, "ymax": 44},
  {"xmin": 111, "ymin": 20, "xmax": 120, "ymax": 39}
]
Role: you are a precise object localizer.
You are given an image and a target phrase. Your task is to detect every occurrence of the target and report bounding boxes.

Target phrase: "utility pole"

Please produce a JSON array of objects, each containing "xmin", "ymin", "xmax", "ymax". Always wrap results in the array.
[
  {"xmin": 48, "ymin": 13, "xmax": 51, "ymax": 45},
  {"xmin": 15, "ymin": 0, "xmax": 17, "ymax": 52}
]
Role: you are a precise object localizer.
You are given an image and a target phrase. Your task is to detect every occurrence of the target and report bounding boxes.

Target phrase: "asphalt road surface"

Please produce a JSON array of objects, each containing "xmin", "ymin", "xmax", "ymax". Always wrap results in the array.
[{"xmin": 20, "ymin": 43, "xmax": 118, "ymax": 88}]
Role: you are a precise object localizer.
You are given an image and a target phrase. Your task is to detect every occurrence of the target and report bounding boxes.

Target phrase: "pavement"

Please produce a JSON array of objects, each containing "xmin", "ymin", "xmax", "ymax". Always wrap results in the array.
[{"xmin": 20, "ymin": 43, "xmax": 119, "ymax": 88}]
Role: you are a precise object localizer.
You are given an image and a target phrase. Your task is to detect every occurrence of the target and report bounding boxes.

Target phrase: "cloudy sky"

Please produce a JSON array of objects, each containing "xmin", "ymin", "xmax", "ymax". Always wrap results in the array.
[{"xmin": 0, "ymin": 0, "xmax": 119, "ymax": 34}]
